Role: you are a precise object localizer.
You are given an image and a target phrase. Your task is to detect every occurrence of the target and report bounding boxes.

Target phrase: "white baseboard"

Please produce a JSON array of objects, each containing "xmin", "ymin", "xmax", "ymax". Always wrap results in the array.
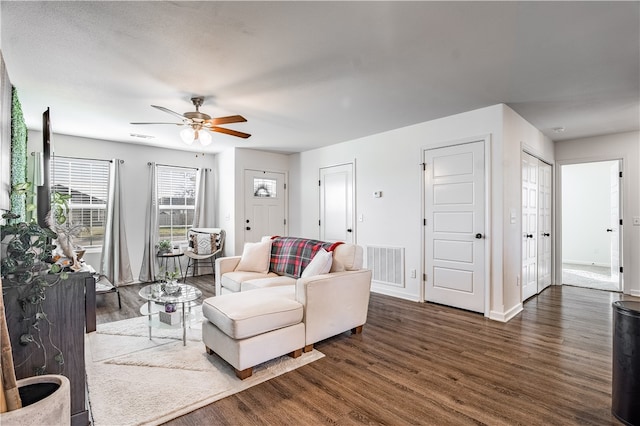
[
  {"xmin": 489, "ymin": 303, "xmax": 523, "ymax": 322},
  {"xmin": 629, "ymin": 289, "xmax": 640, "ymax": 297},
  {"xmin": 562, "ymin": 260, "xmax": 610, "ymax": 268},
  {"xmin": 370, "ymin": 286, "xmax": 421, "ymax": 302}
]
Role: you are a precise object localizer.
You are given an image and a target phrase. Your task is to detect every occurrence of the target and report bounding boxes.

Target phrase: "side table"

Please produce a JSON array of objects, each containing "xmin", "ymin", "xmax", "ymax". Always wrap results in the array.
[{"xmin": 157, "ymin": 251, "xmax": 184, "ymax": 281}]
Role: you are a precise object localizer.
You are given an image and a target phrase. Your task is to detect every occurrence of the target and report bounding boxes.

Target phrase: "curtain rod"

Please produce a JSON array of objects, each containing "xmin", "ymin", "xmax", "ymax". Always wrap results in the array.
[
  {"xmin": 32, "ymin": 153, "xmax": 123, "ymax": 163},
  {"xmin": 148, "ymin": 162, "xmax": 198, "ymax": 171}
]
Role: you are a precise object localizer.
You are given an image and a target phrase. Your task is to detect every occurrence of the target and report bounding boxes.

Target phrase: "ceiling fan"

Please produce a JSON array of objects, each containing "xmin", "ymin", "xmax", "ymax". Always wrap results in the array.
[{"xmin": 131, "ymin": 96, "xmax": 251, "ymax": 146}]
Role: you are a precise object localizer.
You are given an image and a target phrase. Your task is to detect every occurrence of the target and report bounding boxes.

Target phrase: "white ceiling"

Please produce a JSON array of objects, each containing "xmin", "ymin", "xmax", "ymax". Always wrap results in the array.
[{"xmin": 1, "ymin": 1, "xmax": 638, "ymax": 154}]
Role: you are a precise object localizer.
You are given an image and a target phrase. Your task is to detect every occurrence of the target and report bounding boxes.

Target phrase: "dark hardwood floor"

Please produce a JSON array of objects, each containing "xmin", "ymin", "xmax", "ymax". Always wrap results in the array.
[{"xmin": 95, "ymin": 278, "xmax": 636, "ymax": 425}]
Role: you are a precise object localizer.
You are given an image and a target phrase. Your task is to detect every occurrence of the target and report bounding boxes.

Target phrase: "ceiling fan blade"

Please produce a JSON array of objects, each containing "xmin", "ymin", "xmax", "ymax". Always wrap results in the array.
[
  {"xmin": 151, "ymin": 105, "xmax": 189, "ymax": 121},
  {"xmin": 211, "ymin": 127, "xmax": 251, "ymax": 139},
  {"xmin": 130, "ymin": 122, "xmax": 184, "ymax": 125},
  {"xmin": 204, "ymin": 115, "xmax": 247, "ymax": 125}
]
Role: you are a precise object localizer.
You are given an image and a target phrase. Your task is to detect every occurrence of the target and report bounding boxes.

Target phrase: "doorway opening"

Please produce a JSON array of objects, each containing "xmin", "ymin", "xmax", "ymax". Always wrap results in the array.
[{"xmin": 560, "ymin": 160, "xmax": 621, "ymax": 292}]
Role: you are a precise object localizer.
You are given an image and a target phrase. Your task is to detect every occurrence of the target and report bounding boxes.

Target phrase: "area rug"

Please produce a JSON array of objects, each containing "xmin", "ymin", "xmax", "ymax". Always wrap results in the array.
[{"xmin": 86, "ymin": 307, "xmax": 324, "ymax": 426}]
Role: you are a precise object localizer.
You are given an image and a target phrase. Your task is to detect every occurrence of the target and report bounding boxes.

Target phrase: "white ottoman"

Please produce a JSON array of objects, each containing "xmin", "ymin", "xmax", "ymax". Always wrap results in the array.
[{"xmin": 202, "ymin": 288, "xmax": 305, "ymax": 379}]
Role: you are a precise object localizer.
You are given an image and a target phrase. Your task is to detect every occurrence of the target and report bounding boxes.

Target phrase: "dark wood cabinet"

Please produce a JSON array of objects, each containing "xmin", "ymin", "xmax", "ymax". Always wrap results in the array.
[{"xmin": 4, "ymin": 272, "xmax": 92, "ymax": 426}]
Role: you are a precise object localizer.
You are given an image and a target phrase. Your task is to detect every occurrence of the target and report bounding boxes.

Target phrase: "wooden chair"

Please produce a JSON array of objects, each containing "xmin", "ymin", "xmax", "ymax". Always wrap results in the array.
[{"xmin": 183, "ymin": 228, "xmax": 225, "ymax": 283}]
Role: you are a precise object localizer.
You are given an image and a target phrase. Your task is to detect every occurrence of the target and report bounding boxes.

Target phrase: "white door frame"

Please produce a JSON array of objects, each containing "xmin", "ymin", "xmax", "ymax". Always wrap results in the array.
[
  {"xmin": 420, "ymin": 135, "xmax": 491, "ymax": 317},
  {"xmin": 521, "ymin": 150, "xmax": 554, "ymax": 301},
  {"xmin": 242, "ymin": 168, "xmax": 288, "ymax": 245},
  {"xmin": 555, "ymin": 157, "xmax": 624, "ymax": 292}
]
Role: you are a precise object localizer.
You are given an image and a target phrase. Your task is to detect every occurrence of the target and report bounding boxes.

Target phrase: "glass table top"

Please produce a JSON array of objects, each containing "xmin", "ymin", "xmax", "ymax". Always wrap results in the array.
[{"xmin": 139, "ymin": 283, "xmax": 202, "ymax": 304}]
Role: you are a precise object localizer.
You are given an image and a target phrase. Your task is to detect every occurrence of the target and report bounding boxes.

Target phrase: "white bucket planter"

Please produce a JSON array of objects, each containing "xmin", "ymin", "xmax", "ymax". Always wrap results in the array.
[{"xmin": 0, "ymin": 374, "xmax": 70, "ymax": 426}]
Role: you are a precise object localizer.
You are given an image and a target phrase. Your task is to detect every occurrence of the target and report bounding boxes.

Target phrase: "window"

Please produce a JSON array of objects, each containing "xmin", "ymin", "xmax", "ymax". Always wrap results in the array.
[
  {"xmin": 253, "ymin": 178, "xmax": 277, "ymax": 198},
  {"xmin": 157, "ymin": 165, "xmax": 197, "ymax": 243},
  {"xmin": 51, "ymin": 157, "xmax": 110, "ymax": 248}
]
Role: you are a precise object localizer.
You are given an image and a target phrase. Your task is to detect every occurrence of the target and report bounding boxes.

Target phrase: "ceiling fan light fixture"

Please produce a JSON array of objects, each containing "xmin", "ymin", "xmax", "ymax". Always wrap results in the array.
[
  {"xmin": 180, "ymin": 127, "xmax": 195, "ymax": 145},
  {"xmin": 199, "ymin": 130, "xmax": 212, "ymax": 146}
]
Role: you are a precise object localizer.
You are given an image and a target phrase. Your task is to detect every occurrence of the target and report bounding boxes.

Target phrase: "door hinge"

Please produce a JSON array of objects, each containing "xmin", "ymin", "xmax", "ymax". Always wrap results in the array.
[
  {"xmin": 620, "ymin": 266, "xmax": 624, "ymax": 273},
  {"xmin": 284, "ymin": 218, "xmax": 287, "ymax": 225},
  {"xmin": 318, "ymin": 220, "xmax": 321, "ymax": 226},
  {"xmin": 620, "ymin": 219, "xmax": 623, "ymax": 225},
  {"xmin": 423, "ymin": 273, "xmax": 427, "ymax": 281},
  {"xmin": 284, "ymin": 183, "xmax": 287, "ymax": 190},
  {"xmin": 423, "ymin": 218, "xmax": 427, "ymax": 226},
  {"xmin": 318, "ymin": 180, "xmax": 321, "ymax": 186},
  {"xmin": 619, "ymin": 171, "xmax": 623, "ymax": 178}
]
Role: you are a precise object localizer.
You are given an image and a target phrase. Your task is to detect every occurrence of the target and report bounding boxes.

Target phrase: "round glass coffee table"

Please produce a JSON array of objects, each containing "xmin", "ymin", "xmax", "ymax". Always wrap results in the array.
[{"xmin": 139, "ymin": 283, "xmax": 202, "ymax": 346}]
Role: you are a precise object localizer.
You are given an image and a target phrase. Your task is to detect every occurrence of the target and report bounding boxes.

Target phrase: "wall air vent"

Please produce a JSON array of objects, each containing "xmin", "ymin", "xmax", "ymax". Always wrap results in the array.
[{"xmin": 366, "ymin": 246, "xmax": 405, "ymax": 288}]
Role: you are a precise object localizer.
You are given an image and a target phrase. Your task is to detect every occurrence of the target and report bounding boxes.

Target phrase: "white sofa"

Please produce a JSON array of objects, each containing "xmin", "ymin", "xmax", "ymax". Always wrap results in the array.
[{"xmin": 201, "ymin": 237, "xmax": 372, "ymax": 379}]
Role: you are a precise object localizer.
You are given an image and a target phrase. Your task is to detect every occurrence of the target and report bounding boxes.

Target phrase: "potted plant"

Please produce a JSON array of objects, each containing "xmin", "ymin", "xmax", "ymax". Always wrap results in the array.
[
  {"xmin": 0, "ymin": 213, "xmax": 71, "ymax": 425},
  {"xmin": 1, "ymin": 212, "xmax": 68, "ymax": 375},
  {"xmin": 160, "ymin": 268, "xmax": 181, "ymax": 294},
  {"xmin": 156, "ymin": 239, "xmax": 172, "ymax": 255}
]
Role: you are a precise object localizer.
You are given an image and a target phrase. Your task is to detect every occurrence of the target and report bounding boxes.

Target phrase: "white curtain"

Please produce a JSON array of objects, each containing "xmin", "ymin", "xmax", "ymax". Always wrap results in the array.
[
  {"xmin": 138, "ymin": 162, "xmax": 158, "ymax": 282},
  {"xmin": 100, "ymin": 159, "xmax": 133, "ymax": 285},
  {"xmin": 192, "ymin": 167, "xmax": 213, "ymax": 228}
]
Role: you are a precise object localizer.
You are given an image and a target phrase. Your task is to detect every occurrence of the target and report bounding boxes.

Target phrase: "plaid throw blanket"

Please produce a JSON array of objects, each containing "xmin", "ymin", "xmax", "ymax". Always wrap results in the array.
[{"xmin": 270, "ymin": 237, "xmax": 334, "ymax": 278}]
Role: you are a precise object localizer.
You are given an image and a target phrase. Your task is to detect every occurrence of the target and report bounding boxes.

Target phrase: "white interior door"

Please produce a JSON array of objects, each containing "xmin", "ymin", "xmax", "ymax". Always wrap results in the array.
[
  {"xmin": 522, "ymin": 153, "xmax": 538, "ymax": 300},
  {"xmin": 424, "ymin": 141, "xmax": 485, "ymax": 314},
  {"xmin": 244, "ymin": 170, "xmax": 286, "ymax": 243},
  {"xmin": 537, "ymin": 161, "xmax": 552, "ymax": 292},
  {"xmin": 610, "ymin": 161, "xmax": 620, "ymax": 285},
  {"xmin": 319, "ymin": 163, "xmax": 354, "ymax": 243}
]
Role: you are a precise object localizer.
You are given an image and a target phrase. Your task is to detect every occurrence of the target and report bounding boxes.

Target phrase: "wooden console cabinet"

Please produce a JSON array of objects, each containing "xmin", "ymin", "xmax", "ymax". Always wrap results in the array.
[{"xmin": 4, "ymin": 272, "xmax": 92, "ymax": 426}]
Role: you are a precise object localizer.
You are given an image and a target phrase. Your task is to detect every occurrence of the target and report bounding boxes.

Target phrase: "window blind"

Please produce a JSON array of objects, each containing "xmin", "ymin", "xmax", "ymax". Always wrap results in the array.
[
  {"xmin": 51, "ymin": 157, "xmax": 110, "ymax": 248},
  {"xmin": 157, "ymin": 165, "xmax": 197, "ymax": 242}
]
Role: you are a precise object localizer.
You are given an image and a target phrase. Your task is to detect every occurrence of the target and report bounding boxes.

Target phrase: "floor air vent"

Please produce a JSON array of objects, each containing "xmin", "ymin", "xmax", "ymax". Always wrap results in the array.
[{"xmin": 366, "ymin": 246, "xmax": 405, "ymax": 287}]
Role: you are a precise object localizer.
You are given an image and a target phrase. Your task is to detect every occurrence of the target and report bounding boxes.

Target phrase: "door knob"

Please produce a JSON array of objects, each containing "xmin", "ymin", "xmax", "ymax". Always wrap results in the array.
[
  {"xmin": 543, "ymin": 233, "xmax": 550, "ymax": 237},
  {"xmin": 526, "ymin": 234, "xmax": 534, "ymax": 238},
  {"xmin": 245, "ymin": 226, "xmax": 251, "ymax": 231},
  {"xmin": 475, "ymin": 233, "xmax": 483, "ymax": 239},
  {"xmin": 606, "ymin": 228, "xmax": 613, "ymax": 232},
  {"xmin": 347, "ymin": 229, "xmax": 353, "ymax": 233}
]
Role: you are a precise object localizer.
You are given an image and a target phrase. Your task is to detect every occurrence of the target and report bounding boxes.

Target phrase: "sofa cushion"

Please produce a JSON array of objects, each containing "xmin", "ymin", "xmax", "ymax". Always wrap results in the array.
[
  {"xmin": 241, "ymin": 275, "xmax": 297, "ymax": 291},
  {"xmin": 269, "ymin": 237, "xmax": 334, "ymax": 278},
  {"xmin": 301, "ymin": 248, "xmax": 333, "ymax": 277},
  {"xmin": 202, "ymin": 289, "xmax": 303, "ymax": 339},
  {"xmin": 236, "ymin": 240, "xmax": 272, "ymax": 273},
  {"xmin": 333, "ymin": 243, "xmax": 363, "ymax": 270},
  {"xmin": 221, "ymin": 271, "xmax": 277, "ymax": 292}
]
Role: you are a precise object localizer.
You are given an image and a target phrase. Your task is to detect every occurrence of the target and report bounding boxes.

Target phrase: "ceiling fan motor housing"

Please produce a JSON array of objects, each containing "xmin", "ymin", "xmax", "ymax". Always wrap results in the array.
[{"xmin": 185, "ymin": 97, "xmax": 210, "ymax": 122}]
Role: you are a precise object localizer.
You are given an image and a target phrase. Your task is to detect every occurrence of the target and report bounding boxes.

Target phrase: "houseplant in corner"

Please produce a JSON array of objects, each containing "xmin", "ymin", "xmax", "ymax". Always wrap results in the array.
[
  {"xmin": 0, "ymin": 212, "xmax": 71, "ymax": 425},
  {"xmin": 0, "ymin": 211, "xmax": 67, "ymax": 374}
]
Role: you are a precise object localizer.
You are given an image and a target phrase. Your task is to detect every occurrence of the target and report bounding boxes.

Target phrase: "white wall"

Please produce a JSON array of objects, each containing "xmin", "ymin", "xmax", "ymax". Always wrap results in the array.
[
  {"xmin": 502, "ymin": 106, "xmax": 555, "ymax": 316},
  {"xmin": 555, "ymin": 131, "xmax": 640, "ymax": 297},
  {"xmin": 292, "ymin": 105, "xmax": 511, "ymax": 311},
  {"xmin": 219, "ymin": 147, "xmax": 291, "ymax": 256},
  {"xmin": 27, "ymin": 130, "xmax": 216, "ymax": 283},
  {"xmin": 561, "ymin": 161, "xmax": 615, "ymax": 266}
]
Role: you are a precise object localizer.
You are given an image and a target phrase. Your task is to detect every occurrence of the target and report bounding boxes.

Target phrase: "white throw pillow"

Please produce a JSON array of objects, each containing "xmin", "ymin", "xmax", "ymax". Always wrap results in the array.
[
  {"xmin": 235, "ymin": 240, "xmax": 272, "ymax": 273},
  {"xmin": 301, "ymin": 248, "xmax": 333, "ymax": 278}
]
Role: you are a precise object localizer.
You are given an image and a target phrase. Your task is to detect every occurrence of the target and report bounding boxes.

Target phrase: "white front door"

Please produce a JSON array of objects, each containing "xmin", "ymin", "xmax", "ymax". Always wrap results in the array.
[
  {"xmin": 319, "ymin": 163, "xmax": 354, "ymax": 243},
  {"xmin": 522, "ymin": 152, "xmax": 538, "ymax": 301},
  {"xmin": 537, "ymin": 161, "xmax": 552, "ymax": 292},
  {"xmin": 244, "ymin": 169, "xmax": 286, "ymax": 243},
  {"xmin": 424, "ymin": 141, "xmax": 486, "ymax": 314},
  {"xmin": 610, "ymin": 161, "xmax": 621, "ymax": 286}
]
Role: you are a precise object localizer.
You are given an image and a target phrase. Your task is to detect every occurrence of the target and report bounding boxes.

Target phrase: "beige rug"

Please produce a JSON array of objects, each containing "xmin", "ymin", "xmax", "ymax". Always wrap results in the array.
[{"xmin": 86, "ymin": 308, "xmax": 324, "ymax": 426}]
